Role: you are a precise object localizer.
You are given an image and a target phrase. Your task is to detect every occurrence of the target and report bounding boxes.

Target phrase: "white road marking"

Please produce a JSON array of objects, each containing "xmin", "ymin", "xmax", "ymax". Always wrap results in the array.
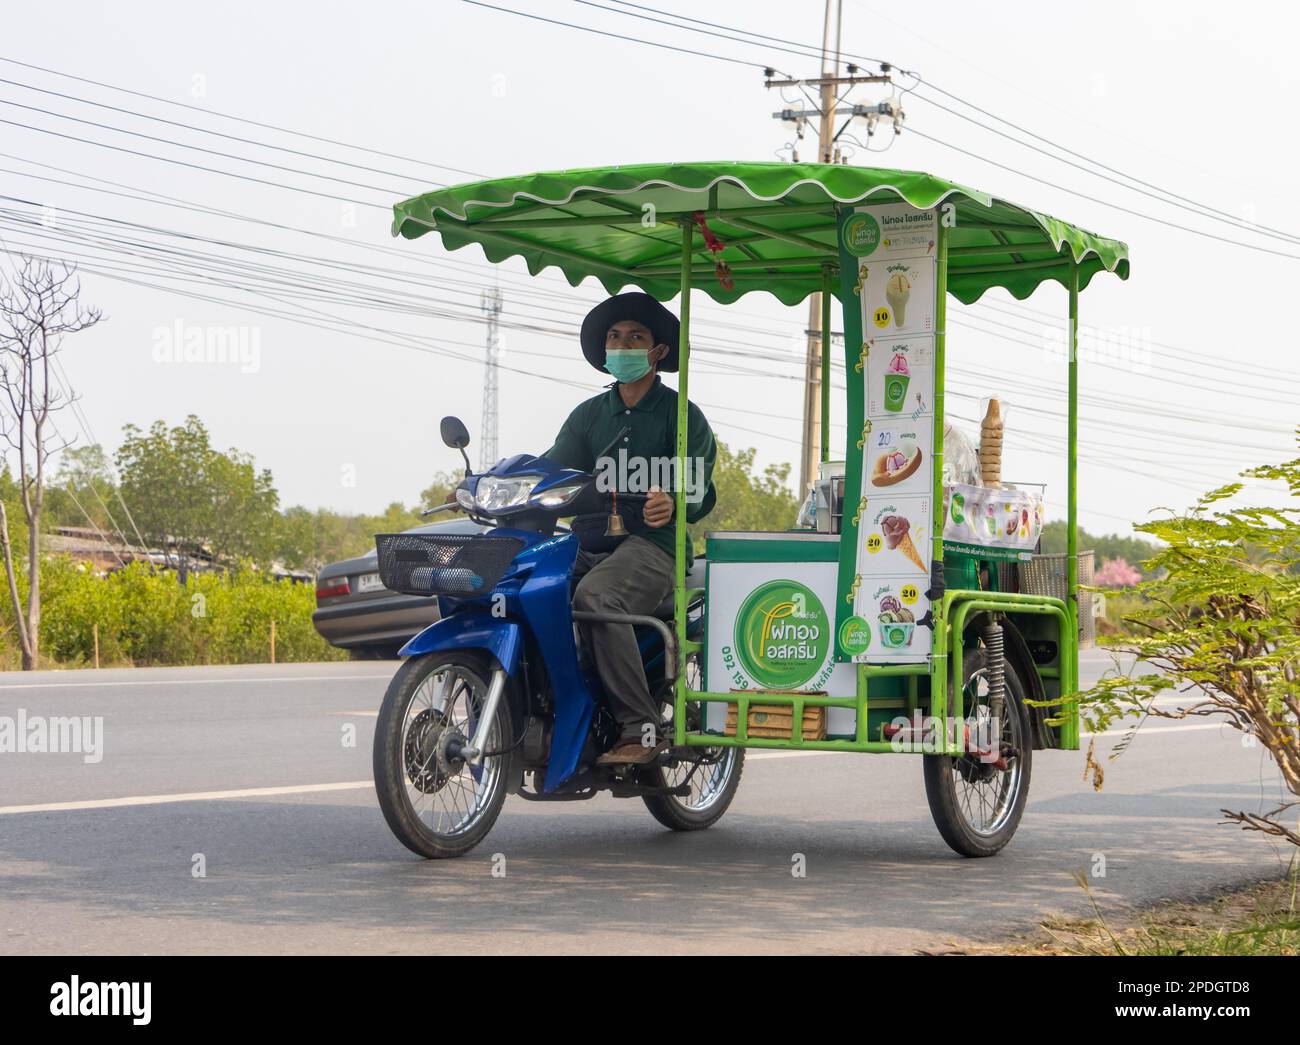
[
  {"xmin": 0, "ymin": 780, "xmax": 373, "ymax": 815},
  {"xmin": 1088, "ymin": 722, "xmax": 1232, "ymax": 737},
  {"xmin": 0, "ymin": 752, "xmax": 830, "ymax": 815},
  {"xmin": 0, "ymin": 723, "xmax": 1225, "ymax": 816},
  {"xmin": 0, "ymin": 675, "xmax": 390, "ymax": 690}
]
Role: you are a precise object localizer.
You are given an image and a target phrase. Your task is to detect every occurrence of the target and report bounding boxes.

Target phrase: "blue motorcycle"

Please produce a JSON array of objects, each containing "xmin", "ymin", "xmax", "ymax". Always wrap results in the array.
[{"xmin": 372, "ymin": 416, "xmax": 744, "ymax": 859}]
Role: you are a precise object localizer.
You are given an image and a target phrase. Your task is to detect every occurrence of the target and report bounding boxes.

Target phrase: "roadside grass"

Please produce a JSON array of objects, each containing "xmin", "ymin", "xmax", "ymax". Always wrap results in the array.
[{"xmin": 951, "ymin": 864, "xmax": 1299, "ymax": 955}]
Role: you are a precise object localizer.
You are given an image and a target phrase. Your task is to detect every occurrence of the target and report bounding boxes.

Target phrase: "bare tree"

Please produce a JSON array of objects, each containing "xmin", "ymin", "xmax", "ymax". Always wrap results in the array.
[{"xmin": 0, "ymin": 256, "xmax": 101, "ymax": 670}]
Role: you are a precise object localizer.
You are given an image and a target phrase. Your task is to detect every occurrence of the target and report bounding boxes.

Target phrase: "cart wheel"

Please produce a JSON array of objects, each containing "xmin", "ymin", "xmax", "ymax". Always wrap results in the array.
[
  {"xmin": 642, "ymin": 652, "xmax": 745, "ymax": 831},
  {"xmin": 923, "ymin": 645, "xmax": 1033, "ymax": 857}
]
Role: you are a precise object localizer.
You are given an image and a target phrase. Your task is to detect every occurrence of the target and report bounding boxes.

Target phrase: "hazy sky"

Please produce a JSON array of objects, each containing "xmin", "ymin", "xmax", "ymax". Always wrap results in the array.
[{"xmin": 2, "ymin": 0, "xmax": 1297, "ymax": 539}]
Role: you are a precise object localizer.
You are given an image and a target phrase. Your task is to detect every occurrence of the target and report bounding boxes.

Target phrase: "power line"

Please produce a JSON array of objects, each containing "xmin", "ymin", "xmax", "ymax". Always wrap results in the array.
[
  {"xmin": 0, "ymin": 75, "xmax": 452, "ymax": 188},
  {"xmin": 584, "ymin": 2, "xmax": 1300, "ymax": 256},
  {"xmin": 6, "ymin": 196, "xmax": 1289, "ymax": 459},
  {"xmin": 906, "ymin": 125, "xmax": 1300, "ymax": 261},
  {"xmin": 461, "ymin": 0, "xmax": 776, "ymax": 70},
  {"xmin": 0, "ymin": 55, "xmax": 485, "ymax": 179},
  {"xmin": 0, "ymin": 116, "xmax": 385, "ymax": 209},
  {"xmin": 0, "ymin": 96, "xmax": 413, "ymax": 196}
]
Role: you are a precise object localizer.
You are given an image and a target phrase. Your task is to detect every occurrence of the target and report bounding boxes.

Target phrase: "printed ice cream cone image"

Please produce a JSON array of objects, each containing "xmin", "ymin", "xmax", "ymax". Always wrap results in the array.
[
  {"xmin": 885, "ymin": 272, "xmax": 911, "ymax": 328},
  {"xmin": 881, "ymin": 514, "xmax": 925, "ymax": 571},
  {"xmin": 870, "ymin": 439, "xmax": 922, "ymax": 487},
  {"xmin": 884, "ymin": 351, "xmax": 910, "ymax": 412}
]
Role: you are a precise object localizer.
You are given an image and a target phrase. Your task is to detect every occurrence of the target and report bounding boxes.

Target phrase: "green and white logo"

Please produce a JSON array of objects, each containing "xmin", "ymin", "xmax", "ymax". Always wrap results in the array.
[
  {"xmin": 841, "ymin": 212, "xmax": 881, "ymax": 257},
  {"xmin": 950, "ymin": 491, "xmax": 966, "ymax": 525},
  {"xmin": 838, "ymin": 615, "xmax": 871, "ymax": 656},
  {"xmin": 734, "ymin": 579, "xmax": 830, "ymax": 689}
]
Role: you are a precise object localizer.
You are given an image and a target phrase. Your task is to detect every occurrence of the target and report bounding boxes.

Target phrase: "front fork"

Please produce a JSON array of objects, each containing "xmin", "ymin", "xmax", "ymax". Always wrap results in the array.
[{"xmin": 457, "ymin": 668, "xmax": 508, "ymax": 767}]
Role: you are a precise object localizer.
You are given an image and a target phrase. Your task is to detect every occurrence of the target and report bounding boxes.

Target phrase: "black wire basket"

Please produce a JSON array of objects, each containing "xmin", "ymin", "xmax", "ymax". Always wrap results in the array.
[{"xmin": 374, "ymin": 533, "xmax": 526, "ymax": 597}]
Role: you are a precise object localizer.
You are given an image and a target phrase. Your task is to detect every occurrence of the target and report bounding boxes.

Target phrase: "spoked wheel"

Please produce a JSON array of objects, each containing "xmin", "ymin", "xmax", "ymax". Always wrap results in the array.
[
  {"xmin": 642, "ymin": 652, "xmax": 744, "ymax": 831},
  {"xmin": 373, "ymin": 652, "xmax": 512, "ymax": 859},
  {"xmin": 923, "ymin": 645, "xmax": 1033, "ymax": 857}
]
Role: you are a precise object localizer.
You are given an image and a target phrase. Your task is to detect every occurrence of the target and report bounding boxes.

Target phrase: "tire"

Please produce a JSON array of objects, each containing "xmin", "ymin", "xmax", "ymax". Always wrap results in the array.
[
  {"xmin": 923, "ymin": 644, "xmax": 1033, "ymax": 857},
  {"xmin": 373, "ymin": 652, "xmax": 512, "ymax": 859},
  {"xmin": 642, "ymin": 652, "xmax": 745, "ymax": 831}
]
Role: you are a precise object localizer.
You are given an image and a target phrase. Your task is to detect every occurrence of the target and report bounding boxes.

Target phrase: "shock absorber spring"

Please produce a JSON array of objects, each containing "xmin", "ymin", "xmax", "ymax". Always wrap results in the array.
[{"xmin": 981, "ymin": 618, "xmax": 1006, "ymax": 737}]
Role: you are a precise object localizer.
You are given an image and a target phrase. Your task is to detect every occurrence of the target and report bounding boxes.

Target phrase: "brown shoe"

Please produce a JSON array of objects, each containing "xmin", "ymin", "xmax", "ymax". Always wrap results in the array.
[{"xmin": 596, "ymin": 739, "xmax": 667, "ymax": 766}]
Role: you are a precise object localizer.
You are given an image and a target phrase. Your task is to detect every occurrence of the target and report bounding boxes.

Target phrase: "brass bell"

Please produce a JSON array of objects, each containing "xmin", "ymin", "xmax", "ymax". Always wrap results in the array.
[{"xmin": 604, "ymin": 512, "xmax": 628, "ymax": 538}]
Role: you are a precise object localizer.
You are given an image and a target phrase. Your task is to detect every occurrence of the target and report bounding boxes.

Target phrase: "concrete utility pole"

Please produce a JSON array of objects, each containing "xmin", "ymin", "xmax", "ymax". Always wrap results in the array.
[
  {"xmin": 479, "ymin": 284, "xmax": 502, "ymax": 470},
  {"xmin": 765, "ymin": 0, "xmax": 900, "ymax": 496}
]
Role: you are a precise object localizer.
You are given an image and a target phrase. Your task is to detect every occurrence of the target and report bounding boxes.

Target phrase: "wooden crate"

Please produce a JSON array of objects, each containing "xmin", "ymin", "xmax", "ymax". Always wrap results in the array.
[{"xmin": 724, "ymin": 694, "xmax": 827, "ymax": 740}]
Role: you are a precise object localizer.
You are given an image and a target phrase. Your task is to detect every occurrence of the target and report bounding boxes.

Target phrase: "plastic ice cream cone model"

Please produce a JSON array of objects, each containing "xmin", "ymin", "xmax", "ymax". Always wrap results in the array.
[
  {"xmin": 885, "ymin": 273, "xmax": 911, "ymax": 327},
  {"xmin": 980, "ymin": 398, "xmax": 1003, "ymax": 488},
  {"xmin": 881, "ymin": 514, "xmax": 925, "ymax": 571},
  {"xmin": 884, "ymin": 351, "xmax": 910, "ymax": 412}
]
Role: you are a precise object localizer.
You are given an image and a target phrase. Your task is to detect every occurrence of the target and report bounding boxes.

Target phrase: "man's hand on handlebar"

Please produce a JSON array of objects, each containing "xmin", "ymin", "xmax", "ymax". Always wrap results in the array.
[{"xmin": 642, "ymin": 485, "xmax": 674, "ymax": 528}]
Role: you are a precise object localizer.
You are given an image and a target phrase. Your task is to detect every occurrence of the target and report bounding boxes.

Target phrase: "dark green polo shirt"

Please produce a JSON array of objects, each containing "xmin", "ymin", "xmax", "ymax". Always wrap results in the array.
[{"xmin": 544, "ymin": 375, "xmax": 716, "ymax": 563}]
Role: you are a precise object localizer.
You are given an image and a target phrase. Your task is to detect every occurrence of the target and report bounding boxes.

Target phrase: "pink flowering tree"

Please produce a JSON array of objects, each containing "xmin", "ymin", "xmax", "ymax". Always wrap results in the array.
[{"xmin": 1095, "ymin": 556, "xmax": 1141, "ymax": 588}]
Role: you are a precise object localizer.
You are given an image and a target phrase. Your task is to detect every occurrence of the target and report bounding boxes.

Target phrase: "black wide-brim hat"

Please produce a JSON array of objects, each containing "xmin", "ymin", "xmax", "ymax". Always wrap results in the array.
[{"xmin": 580, "ymin": 292, "xmax": 681, "ymax": 374}]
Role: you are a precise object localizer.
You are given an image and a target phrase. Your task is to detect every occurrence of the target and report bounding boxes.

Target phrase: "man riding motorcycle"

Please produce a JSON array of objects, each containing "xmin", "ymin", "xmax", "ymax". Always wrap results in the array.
[{"xmin": 543, "ymin": 292, "xmax": 717, "ymax": 766}]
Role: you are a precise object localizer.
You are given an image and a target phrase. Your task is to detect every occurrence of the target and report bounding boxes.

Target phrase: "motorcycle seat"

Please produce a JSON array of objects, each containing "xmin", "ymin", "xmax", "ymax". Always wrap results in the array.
[{"xmin": 649, "ymin": 558, "xmax": 707, "ymax": 620}]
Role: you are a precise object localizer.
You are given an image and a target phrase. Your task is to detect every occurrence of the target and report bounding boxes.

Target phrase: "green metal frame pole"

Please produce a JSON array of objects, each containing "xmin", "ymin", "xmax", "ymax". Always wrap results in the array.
[
  {"xmin": 820, "ymin": 265, "xmax": 833, "ymax": 463},
  {"xmin": 1065, "ymin": 260, "xmax": 1081, "ymax": 745},
  {"xmin": 930, "ymin": 220, "xmax": 950, "ymax": 743},
  {"xmin": 673, "ymin": 219, "xmax": 695, "ymax": 746}
]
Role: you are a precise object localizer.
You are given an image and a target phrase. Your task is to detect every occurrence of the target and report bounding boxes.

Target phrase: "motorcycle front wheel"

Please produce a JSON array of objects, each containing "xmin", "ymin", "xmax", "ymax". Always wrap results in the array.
[{"xmin": 373, "ymin": 652, "xmax": 512, "ymax": 859}]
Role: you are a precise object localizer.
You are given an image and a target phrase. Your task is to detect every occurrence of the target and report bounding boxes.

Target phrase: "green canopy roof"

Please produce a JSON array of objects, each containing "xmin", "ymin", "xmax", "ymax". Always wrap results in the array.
[{"xmin": 392, "ymin": 161, "xmax": 1128, "ymax": 306}]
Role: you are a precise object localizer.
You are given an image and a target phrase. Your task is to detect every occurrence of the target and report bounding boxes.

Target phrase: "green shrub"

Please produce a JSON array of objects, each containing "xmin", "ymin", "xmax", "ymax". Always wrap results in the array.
[{"xmin": 6, "ymin": 556, "xmax": 344, "ymax": 667}]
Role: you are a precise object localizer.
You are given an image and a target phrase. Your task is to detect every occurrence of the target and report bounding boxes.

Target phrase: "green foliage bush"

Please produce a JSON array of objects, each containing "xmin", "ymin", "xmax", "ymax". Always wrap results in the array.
[{"xmin": 6, "ymin": 557, "xmax": 344, "ymax": 668}]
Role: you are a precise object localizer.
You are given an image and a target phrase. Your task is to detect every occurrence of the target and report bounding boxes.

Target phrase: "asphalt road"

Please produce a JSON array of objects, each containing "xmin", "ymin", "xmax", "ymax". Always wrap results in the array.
[{"xmin": 0, "ymin": 653, "xmax": 1291, "ymax": 955}]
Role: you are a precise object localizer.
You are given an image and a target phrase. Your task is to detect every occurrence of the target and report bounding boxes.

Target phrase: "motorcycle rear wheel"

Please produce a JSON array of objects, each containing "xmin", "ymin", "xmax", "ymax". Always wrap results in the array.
[{"xmin": 642, "ymin": 652, "xmax": 745, "ymax": 831}]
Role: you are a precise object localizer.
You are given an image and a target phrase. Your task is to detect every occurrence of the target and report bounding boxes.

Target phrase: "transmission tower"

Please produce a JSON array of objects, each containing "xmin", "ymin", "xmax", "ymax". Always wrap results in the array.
[{"xmin": 479, "ymin": 285, "xmax": 503, "ymax": 470}]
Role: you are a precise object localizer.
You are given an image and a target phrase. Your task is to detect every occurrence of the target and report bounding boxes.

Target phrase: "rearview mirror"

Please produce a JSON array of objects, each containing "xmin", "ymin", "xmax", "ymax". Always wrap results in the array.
[{"xmin": 440, "ymin": 416, "xmax": 471, "ymax": 449}]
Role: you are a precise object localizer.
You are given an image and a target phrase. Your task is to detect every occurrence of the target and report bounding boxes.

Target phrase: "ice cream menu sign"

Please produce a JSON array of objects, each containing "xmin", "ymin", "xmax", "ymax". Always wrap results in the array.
[{"xmin": 835, "ymin": 202, "xmax": 938, "ymax": 664}]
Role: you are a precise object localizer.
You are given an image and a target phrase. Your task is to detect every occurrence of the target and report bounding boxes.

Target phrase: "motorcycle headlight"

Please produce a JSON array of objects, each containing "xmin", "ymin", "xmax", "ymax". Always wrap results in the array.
[
  {"xmin": 474, "ymin": 475, "xmax": 540, "ymax": 513},
  {"xmin": 531, "ymin": 480, "xmax": 587, "ymax": 509},
  {"xmin": 455, "ymin": 487, "xmax": 475, "ymax": 512}
]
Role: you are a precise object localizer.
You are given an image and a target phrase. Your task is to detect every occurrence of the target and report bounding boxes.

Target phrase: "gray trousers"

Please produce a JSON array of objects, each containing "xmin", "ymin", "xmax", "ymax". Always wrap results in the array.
[{"xmin": 572, "ymin": 535, "xmax": 675, "ymax": 743}]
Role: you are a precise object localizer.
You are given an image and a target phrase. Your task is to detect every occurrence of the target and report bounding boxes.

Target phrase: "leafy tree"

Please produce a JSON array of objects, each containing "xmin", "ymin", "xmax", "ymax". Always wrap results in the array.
[
  {"xmin": 689, "ymin": 441, "xmax": 800, "ymax": 548},
  {"xmin": 115, "ymin": 415, "xmax": 279, "ymax": 570},
  {"xmin": 45, "ymin": 443, "xmax": 120, "ymax": 534},
  {"xmin": 1077, "ymin": 437, "xmax": 1300, "ymax": 850},
  {"xmin": 273, "ymin": 470, "xmax": 463, "ymax": 573},
  {"xmin": 419, "ymin": 470, "xmax": 461, "ymax": 511},
  {"xmin": 1040, "ymin": 520, "xmax": 1159, "ymax": 574}
]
